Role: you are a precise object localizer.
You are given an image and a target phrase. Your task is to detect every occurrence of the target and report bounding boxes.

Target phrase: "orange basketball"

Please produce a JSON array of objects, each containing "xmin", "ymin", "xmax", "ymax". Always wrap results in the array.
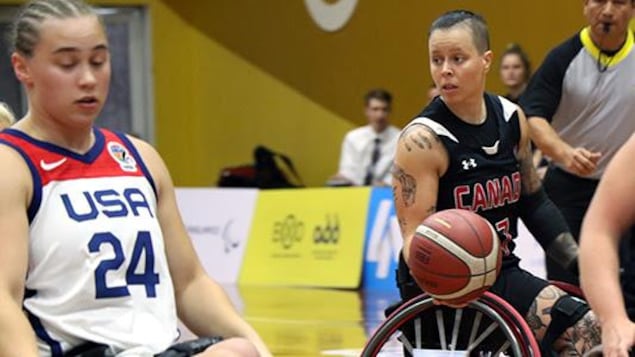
[{"xmin": 407, "ymin": 209, "xmax": 502, "ymax": 305}]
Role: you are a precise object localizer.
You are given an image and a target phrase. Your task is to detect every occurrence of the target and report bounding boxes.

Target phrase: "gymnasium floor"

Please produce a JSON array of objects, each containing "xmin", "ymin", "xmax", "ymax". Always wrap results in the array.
[
  {"xmin": 180, "ymin": 286, "xmax": 400, "ymax": 356},
  {"xmin": 237, "ymin": 227, "xmax": 545, "ymax": 356}
]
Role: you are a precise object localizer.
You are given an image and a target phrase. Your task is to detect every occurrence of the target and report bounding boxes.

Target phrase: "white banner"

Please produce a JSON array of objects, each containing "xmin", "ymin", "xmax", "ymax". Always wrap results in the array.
[
  {"xmin": 515, "ymin": 220, "xmax": 547, "ymax": 279},
  {"xmin": 175, "ymin": 188, "xmax": 258, "ymax": 284}
]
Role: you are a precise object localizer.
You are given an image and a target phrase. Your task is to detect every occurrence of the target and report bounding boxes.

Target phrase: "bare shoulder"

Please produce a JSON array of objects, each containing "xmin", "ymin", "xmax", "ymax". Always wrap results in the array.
[
  {"xmin": 395, "ymin": 124, "xmax": 448, "ymax": 175},
  {"xmin": 399, "ymin": 124, "xmax": 443, "ymax": 150},
  {"xmin": 0, "ymin": 144, "xmax": 32, "ymax": 203},
  {"xmin": 125, "ymin": 136, "xmax": 172, "ymax": 195}
]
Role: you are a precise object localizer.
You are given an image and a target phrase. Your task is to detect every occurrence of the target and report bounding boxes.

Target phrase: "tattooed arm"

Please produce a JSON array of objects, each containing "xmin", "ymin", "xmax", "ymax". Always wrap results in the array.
[
  {"xmin": 516, "ymin": 108, "xmax": 579, "ymax": 274},
  {"xmin": 392, "ymin": 124, "xmax": 448, "ymax": 262},
  {"xmin": 580, "ymin": 133, "xmax": 635, "ymax": 357}
]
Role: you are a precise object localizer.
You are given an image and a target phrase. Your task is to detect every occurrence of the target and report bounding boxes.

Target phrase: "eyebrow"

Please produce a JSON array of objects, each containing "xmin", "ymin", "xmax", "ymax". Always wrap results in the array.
[{"xmin": 52, "ymin": 44, "xmax": 109, "ymax": 54}]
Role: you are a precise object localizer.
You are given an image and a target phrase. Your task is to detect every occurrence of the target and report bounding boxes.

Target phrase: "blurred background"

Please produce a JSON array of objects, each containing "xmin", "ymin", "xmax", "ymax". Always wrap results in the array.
[
  {"xmin": 0, "ymin": 0, "xmax": 591, "ymax": 188},
  {"xmin": 0, "ymin": 1, "xmax": 617, "ymax": 355}
]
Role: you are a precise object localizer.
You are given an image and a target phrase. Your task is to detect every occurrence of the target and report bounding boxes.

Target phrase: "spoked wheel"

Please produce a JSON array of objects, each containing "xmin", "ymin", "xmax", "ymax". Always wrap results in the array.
[{"xmin": 362, "ymin": 292, "xmax": 541, "ymax": 357}]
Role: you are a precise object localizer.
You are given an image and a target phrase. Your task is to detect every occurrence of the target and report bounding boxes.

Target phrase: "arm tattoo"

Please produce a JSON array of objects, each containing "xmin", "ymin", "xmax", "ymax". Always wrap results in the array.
[
  {"xmin": 407, "ymin": 132, "xmax": 433, "ymax": 150},
  {"xmin": 559, "ymin": 312, "xmax": 601, "ymax": 355},
  {"xmin": 400, "ymin": 125, "xmax": 441, "ymax": 152},
  {"xmin": 398, "ymin": 217, "xmax": 407, "ymax": 232},
  {"xmin": 518, "ymin": 143, "xmax": 542, "ymax": 194},
  {"xmin": 538, "ymin": 286, "xmax": 558, "ymax": 300},
  {"xmin": 526, "ymin": 300, "xmax": 547, "ymax": 331},
  {"xmin": 392, "ymin": 184, "xmax": 398, "ymax": 204},
  {"xmin": 526, "ymin": 286, "xmax": 565, "ymax": 336},
  {"xmin": 392, "ymin": 165, "xmax": 417, "ymax": 207}
]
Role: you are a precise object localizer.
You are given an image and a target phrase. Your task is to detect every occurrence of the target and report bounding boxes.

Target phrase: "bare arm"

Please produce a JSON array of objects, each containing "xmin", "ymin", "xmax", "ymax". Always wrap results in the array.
[
  {"xmin": 517, "ymin": 112, "xmax": 543, "ymax": 195},
  {"xmin": 580, "ymin": 133, "xmax": 635, "ymax": 356},
  {"xmin": 392, "ymin": 125, "xmax": 447, "ymax": 262},
  {"xmin": 133, "ymin": 139, "xmax": 271, "ymax": 357},
  {"xmin": 528, "ymin": 116, "xmax": 600, "ymax": 176},
  {"xmin": 0, "ymin": 145, "xmax": 38, "ymax": 356}
]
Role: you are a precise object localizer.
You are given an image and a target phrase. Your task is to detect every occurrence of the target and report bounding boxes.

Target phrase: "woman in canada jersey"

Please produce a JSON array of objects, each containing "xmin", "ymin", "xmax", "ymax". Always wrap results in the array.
[{"xmin": 393, "ymin": 9, "xmax": 601, "ymax": 355}]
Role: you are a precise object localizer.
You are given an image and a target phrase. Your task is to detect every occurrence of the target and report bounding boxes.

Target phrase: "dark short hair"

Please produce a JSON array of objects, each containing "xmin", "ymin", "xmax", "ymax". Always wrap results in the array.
[
  {"xmin": 364, "ymin": 89, "xmax": 392, "ymax": 106},
  {"xmin": 429, "ymin": 10, "xmax": 489, "ymax": 54},
  {"xmin": 500, "ymin": 43, "xmax": 532, "ymax": 81}
]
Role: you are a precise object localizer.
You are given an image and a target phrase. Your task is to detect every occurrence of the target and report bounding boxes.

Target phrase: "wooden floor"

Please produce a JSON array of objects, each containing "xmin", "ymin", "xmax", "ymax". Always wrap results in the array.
[{"xmin": 199, "ymin": 286, "xmax": 400, "ymax": 356}]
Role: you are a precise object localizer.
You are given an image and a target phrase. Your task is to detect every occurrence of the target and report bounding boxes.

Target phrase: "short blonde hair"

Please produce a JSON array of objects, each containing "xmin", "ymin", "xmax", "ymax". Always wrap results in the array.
[{"xmin": 0, "ymin": 102, "xmax": 16, "ymax": 129}]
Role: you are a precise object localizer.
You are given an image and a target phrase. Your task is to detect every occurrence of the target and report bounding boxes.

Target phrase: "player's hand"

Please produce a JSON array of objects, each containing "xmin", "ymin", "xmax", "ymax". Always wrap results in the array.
[
  {"xmin": 601, "ymin": 319, "xmax": 635, "ymax": 357},
  {"xmin": 562, "ymin": 147, "xmax": 601, "ymax": 176}
]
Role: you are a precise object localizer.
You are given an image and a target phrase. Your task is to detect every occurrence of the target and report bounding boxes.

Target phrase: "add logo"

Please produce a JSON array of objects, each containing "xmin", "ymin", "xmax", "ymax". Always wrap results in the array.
[
  {"xmin": 312, "ymin": 213, "xmax": 341, "ymax": 261},
  {"xmin": 313, "ymin": 214, "xmax": 340, "ymax": 245},
  {"xmin": 272, "ymin": 214, "xmax": 304, "ymax": 250}
]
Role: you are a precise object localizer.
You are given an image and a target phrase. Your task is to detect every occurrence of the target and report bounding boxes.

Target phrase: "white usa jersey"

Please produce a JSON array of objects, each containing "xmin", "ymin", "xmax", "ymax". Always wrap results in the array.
[{"xmin": 0, "ymin": 128, "xmax": 178, "ymax": 356}]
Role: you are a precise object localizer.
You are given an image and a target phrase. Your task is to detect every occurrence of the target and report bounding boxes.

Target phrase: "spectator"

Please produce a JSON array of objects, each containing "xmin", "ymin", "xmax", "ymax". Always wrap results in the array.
[
  {"xmin": 500, "ymin": 43, "xmax": 531, "ymax": 103},
  {"xmin": 328, "ymin": 89, "xmax": 400, "ymax": 186},
  {"xmin": 0, "ymin": 102, "xmax": 15, "ymax": 130},
  {"xmin": 520, "ymin": 0, "xmax": 635, "ymax": 288}
]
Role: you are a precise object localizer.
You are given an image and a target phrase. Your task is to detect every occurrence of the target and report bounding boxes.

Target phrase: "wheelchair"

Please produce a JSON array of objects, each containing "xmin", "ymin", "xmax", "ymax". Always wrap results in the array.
[{"xmin": 362, "ymin": 282, "xmax": 585, "ymax": 357}]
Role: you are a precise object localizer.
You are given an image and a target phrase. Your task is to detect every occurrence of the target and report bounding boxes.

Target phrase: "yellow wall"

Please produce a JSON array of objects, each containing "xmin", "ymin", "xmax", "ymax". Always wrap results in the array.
[
  {"xmin": 154, "ymin": 1, "xmax": 588, "ymax": 187},
  {"xmin": 0, "ymin": 1, "xmax": 601, "ymax": 186}
]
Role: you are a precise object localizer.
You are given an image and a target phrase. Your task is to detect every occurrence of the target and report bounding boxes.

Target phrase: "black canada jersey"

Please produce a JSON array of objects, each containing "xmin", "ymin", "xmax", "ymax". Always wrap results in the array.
[{"xmin": 408, "ymin": 93, "xmax": 522, "ymax": 255}]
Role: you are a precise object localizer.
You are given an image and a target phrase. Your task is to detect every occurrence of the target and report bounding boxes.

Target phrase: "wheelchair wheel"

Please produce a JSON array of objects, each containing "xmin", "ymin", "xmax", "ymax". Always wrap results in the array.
[{"xmin": 362, "ymin": 291, "xmax": 541, "ymax": 357}]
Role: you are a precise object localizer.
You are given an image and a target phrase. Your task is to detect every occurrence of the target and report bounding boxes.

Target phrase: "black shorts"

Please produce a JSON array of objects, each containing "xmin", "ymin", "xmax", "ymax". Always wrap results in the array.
[
  {"xmin": 63, "ymin": 337, "xmax": 224, "ymax": 357},
  {"xmin": 397, "ymin": 253, "xmax": 549, "ymax": 317}
]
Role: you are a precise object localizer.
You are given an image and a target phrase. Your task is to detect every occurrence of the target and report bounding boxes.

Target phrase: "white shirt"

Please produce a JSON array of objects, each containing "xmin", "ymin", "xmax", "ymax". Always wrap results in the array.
[{"xmin": 337, "ymin": 125, "xmax": 400, "ymax": 186}]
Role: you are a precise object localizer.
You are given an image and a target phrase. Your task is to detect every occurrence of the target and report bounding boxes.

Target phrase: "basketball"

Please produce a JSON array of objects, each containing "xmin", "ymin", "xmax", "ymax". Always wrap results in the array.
[{"xmin": 408, "ymin": 209, "xmax": 502, "ymax": 305}]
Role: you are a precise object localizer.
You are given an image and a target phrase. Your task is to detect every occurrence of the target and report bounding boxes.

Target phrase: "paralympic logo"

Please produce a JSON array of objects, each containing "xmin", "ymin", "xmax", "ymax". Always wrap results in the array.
[
  {"xmin": 185, "ymin": 220, "xmax": 240, "ymax": 254},
  {"xmin": 303, "ymin": 0, "xmax": 358, "ymax": 32}
]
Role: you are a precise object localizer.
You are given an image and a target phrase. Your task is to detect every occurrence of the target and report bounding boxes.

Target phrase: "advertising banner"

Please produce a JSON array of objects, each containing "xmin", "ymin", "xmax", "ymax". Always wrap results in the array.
[
  {"xmin": 240, "ymin": 286, "xmax": 366, "ymax": 355},
  {"xmin": 175, "ymin": 188, "xmax": 258, "ymax": 284},
  {"xmin": 240, "ymin": 187, "xmax": 371, "ymax": 288},
  {"xmin": 362, "ymin": 187, "xmax": 403, "ymax": 291}
]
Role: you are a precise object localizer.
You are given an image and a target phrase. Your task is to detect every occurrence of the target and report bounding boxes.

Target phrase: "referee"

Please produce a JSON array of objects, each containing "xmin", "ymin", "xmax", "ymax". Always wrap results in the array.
[{"xmin": 520, "ymin": 0, "xmax": 635, "ymax": 290}]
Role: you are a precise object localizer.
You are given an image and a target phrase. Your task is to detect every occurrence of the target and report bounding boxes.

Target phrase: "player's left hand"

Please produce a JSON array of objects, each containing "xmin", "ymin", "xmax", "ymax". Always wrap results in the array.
[{"xmin": 601, "ymin": 319, "xmax": 635, "ymax": 357}]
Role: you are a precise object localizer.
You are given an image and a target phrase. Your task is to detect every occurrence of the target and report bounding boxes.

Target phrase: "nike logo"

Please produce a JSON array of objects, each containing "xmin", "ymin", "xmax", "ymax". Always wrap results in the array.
[
  {"xmin": 40, "ymin": 158, "xmax": 67, "ymax": 171},
  {"xmin": 482, "ymin": 140, "xmax": 500, "ymax": 155}
]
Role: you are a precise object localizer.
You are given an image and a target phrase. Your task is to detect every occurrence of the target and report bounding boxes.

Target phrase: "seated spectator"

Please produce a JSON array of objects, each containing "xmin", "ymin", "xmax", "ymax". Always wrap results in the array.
[
  {"xmin": 0, "ymin": 102, "xmax": 15, "ymax": 130},
  {"xmin": 499, "ymin": 43, "xmax": 531, "ymax": 103},
  {"xmin": 328, "ymin": 89, "xmax": 400, "ymax": 186}
]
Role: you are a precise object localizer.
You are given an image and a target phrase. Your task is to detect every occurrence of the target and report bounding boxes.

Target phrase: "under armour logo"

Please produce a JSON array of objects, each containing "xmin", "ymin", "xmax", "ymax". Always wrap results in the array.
[{"xmin": 462, "ymin": 158, "xmax": 477, "ymax": 170}]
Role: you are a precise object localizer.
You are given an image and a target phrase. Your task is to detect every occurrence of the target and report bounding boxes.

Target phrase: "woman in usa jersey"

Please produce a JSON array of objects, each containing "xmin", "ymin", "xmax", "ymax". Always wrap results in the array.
[
  {"xmin": 0, "ymin": 1, "xmax": 270, "ymax": 356},
  {"xmin": 393, "ymin": 10, "xmax": 601, "ymax": 355}
]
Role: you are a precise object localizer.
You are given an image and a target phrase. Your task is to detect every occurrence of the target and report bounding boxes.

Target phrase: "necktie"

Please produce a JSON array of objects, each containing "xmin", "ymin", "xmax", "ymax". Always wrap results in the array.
[{"xmin": 364, "ymin": 137, "xmax": 381, "ymax": 185}]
